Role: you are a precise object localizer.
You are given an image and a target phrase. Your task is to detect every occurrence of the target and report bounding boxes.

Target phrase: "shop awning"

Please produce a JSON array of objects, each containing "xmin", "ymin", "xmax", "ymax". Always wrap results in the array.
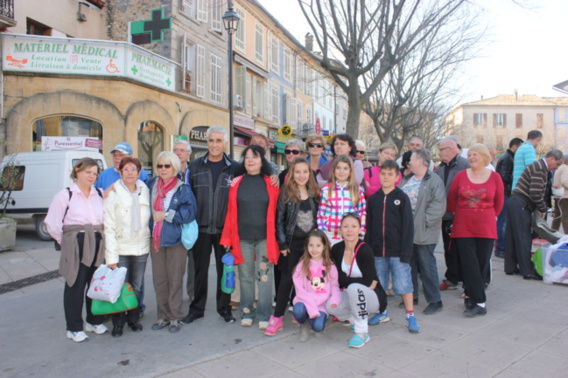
[{"xmin": 234, "ymin": 126, "xmax": 275, "ymax": 148}]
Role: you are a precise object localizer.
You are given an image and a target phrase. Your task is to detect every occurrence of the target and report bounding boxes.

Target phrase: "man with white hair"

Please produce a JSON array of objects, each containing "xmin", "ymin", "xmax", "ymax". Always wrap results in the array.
[
  {"xmin": 182, "ymin": 125, "xmax": 241, "ymax": 325},
  {"xmin": 174, "ymin": 140, "xmax": 195, "ymax": 302},
  {"xmin": 435, "ymin": 136, "xmax": 469, "ymax": 291}
]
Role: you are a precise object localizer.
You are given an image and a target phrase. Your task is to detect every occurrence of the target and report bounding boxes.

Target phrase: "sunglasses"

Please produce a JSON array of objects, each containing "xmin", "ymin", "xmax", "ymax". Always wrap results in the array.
[
  {"xmin": 285, "ymin": 149, "xmax": 301, "ymax": 155},
  {"xmin": 308, "ymin": 142, "xmax": 323, "ymax": 148},
  {"xmin": 357, "ymin": 150, "xmax": 365, "ymax": 154},
  {"xmin": 157, "ymin": 164, "xmax": 172, "ymax": 169}
]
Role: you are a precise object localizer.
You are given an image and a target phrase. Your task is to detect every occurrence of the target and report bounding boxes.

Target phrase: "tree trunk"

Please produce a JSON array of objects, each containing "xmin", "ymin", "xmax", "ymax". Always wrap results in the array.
[{"xmin": 345, "ymin": 78, "xmax": 362, "ymax": 138}]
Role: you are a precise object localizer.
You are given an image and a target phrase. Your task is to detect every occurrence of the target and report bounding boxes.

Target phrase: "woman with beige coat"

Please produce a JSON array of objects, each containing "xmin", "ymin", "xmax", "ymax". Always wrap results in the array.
[{"xmin": 104, "ymin": 157, "xmax": 151, "ymax": 337}]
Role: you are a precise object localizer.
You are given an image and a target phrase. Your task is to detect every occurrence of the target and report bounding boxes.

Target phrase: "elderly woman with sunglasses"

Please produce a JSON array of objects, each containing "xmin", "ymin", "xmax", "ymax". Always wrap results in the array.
[
  {"xmin": 147, "ymin": 151, "xmax": 197, "ymax": 333},
  {"xmin": 278, "ymin": 139, "xmax": 305, "ymax": 187},
  {"xmin": 305, "ymin": 134, "xmax": 329, "ymax": 175},
  {"xmin": 355, "ymin": 140, "xmax": 372, "ymax": 169}
]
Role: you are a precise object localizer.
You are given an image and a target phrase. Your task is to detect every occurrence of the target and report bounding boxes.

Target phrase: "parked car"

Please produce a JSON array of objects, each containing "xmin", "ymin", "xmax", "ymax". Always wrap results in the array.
[{"xmin": 0, "ymin": 151, "xmax": 107, "ymax": 240}]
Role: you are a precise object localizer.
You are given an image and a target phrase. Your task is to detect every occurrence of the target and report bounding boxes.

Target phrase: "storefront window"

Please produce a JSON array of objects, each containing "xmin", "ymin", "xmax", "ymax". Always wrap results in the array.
[
  {"xmin": 32, "ymin": 116, "xmax": 103, "ymax": 151},
  {"xmin": 138, "ymin": 121, "xmax": 164, "ymax": 176}
]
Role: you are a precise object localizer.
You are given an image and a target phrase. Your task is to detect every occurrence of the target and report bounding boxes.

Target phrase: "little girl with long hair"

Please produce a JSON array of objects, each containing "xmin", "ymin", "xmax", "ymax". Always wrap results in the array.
[
  {"xmin": 292, "ymin": 230, "xmax": 341, "ymax": 342},
  {"xmin": 265, "ymin": 158, "xmax": 320, "ymax": 336},
  {"xmin": 317, "ymin": 154, "xmax": 366, "ymax": 243}
]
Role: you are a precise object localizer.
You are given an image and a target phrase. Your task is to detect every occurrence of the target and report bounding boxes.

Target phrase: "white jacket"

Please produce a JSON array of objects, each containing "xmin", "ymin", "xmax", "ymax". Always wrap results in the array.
[{"xmin": 104, "ymin": 180, "xmax": 151, "ymax": 264}]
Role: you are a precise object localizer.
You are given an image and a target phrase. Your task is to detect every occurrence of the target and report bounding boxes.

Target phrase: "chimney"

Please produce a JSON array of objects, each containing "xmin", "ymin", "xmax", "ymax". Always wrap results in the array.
[
  {"xmin": 480, "ymin": 95, "xmax": 483, "ymax": 100},
  {"xmin": 514, "ymin": 89, "xmax": 518, "ymax": 101},
  {"xmin": 305, "ymin": 33, "xmax": 313, "ymax": 52}
]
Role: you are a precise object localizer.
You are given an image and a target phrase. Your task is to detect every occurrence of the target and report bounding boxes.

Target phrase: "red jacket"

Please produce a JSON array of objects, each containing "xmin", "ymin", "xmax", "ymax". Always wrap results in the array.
[{"xmin": 220, "ymin": 174, "xmax": 280, "ymax": 265}]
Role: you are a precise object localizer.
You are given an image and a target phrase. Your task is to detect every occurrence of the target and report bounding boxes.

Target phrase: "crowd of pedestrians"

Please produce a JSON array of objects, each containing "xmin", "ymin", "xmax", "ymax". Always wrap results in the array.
[{"xmin": 45, "ymin": 127, "xmax": 563, "ymax": 348}]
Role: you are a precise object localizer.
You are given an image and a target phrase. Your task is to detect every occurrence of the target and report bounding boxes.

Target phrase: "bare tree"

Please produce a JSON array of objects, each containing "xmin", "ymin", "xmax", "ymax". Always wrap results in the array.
[
  {"xmin": 362, "ymin": 4, "xmax": 483, "ymax": 150},
  {"xmin": 298, "ymin": 0, "xmax": 475, "ymax": 138}
]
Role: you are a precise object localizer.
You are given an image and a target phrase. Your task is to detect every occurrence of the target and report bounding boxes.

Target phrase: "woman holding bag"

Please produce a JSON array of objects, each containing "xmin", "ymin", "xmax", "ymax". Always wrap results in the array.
[
  {"xmin": 104, "ymin": 157, "xmax": 151, "ymax": 337},
  {"xmin": 148, "ymin": 151, "xmax": 197, "ymax": 333},
  {"xmin": 45, "ymin": 158, "xmax": 107, "ymax": 343}
]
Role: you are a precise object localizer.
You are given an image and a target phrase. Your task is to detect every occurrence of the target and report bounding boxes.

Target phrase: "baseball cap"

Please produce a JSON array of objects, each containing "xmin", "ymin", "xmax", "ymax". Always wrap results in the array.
[{"xmin": 110, "ymin": 142, "xmax": 133, "ymax": 155}]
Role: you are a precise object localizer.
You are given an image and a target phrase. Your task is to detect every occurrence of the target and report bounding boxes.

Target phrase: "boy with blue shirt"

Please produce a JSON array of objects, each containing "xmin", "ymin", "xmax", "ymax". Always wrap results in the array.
[{"xmin": 365, "ymin": 160, "xmax": 420, "ymax": 333}]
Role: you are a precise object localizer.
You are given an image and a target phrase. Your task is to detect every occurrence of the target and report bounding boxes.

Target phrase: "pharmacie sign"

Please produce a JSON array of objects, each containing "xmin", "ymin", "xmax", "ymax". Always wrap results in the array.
[{"xmin": 2, "ymin": 34, "xmax": 176, "ymax": 92}]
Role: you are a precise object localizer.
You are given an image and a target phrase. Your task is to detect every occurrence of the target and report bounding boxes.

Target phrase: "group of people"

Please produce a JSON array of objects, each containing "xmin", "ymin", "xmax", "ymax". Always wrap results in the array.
[{"xmin": 44, "ymin": 125, "xmax": 561, "ymax": 349}]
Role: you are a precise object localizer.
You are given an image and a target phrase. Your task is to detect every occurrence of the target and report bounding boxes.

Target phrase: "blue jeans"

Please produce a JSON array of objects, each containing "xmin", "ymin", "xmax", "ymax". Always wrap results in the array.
[
  {"xmin": 410, "ymin": 244, "xmax": 441, "ymax": 303},
  {"xmin": 496, "ymin": 195, "xmax": 509, "ymax": 253},
  {"xmin": 292, "ymin": 302, "xmax": 327, "ymax": 332},
  {"xmin": 374, "ymin": 256, "xmax": 413, "ymax": 295},
  {"xmin": 238, "ymin": 239, "xmax": 273, "ymax": 322},
  {"xmin": 113, "ymin": 254, "xmax": 148, "ymax": 326}
]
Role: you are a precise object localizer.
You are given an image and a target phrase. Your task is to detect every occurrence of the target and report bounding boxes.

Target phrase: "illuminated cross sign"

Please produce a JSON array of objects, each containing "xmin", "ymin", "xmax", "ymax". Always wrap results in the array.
[{"xmin": 130, "ymin": 8, "xmax": 172, "ymax": 44}]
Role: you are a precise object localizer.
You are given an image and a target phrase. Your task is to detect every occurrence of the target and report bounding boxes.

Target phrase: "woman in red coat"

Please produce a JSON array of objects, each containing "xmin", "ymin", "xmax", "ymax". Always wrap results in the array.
[
  {"xmin": 220, "ymin": 145, "xmax": 280, "ymax": 330},
  {"xmin": 447, "ymin": 143, "xmax": 504, "ymax": 317}
]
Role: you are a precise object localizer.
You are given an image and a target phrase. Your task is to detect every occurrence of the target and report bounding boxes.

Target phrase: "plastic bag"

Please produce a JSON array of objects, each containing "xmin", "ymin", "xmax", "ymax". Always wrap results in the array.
[{"xmin": 87, "ymin": 264, "xmax": 127, "ymax": 303}]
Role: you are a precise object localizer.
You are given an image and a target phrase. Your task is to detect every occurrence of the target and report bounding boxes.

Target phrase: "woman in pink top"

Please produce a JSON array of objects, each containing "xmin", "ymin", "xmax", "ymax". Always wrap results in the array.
[
  {"xmin": 364, "ymin": 142, "xmax": 402, "ymax": 199},
  {"xmin": 45, "ymin": 158, "xmax": 107, "ymax": 343},
  {"xmin": 447, "ymin": 144, "xmax": 504, "ymax": 318}
]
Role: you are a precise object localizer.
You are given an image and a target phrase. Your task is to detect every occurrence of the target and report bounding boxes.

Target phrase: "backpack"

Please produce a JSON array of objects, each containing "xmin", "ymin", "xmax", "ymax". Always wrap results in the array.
[{"xmin": 54, "ymin": 187, "xmax": 103, "ymax": 251}]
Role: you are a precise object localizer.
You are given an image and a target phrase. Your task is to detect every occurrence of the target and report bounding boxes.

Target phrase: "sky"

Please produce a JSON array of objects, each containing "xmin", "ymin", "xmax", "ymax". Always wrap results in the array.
[{"xmin": 257, "ymin": 0, "xmax": 568, "ymax": 105}]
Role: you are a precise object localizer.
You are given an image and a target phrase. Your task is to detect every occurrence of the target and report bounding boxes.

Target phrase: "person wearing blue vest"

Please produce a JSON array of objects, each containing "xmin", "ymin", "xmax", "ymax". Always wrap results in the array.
[
  {"xmin": 511, "ymin": 130, "xmax": 542, "ymax": 190},
  {"xmin": 174, "ymin": 140, "xmax": 195, "ymax": 304},
  {"xmin": 95, "ymin": 142, "xmax": 150, "ymax": 190}
]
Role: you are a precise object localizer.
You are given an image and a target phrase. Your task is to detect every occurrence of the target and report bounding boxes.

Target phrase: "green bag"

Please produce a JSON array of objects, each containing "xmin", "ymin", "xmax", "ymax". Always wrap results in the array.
[
  {"xmin": 91, "ymin": 282, "xmax": 139, "ymax": 315},
  {"xmin": 532, "ymin": 247, "xmax": 544, "ymax": 277}
]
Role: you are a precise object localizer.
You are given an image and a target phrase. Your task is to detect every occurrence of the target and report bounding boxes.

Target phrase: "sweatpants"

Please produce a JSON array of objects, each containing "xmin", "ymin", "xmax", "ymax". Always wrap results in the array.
[{"xmin": 326, "ymin": 284, "xmax": 379, "ymax": 334}]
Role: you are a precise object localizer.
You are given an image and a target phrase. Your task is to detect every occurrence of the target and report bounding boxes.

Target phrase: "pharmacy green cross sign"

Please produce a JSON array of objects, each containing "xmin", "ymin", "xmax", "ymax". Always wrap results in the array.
[{"xmin": 130, "ymin": 8, "xmax": 172, "ymax": 44}]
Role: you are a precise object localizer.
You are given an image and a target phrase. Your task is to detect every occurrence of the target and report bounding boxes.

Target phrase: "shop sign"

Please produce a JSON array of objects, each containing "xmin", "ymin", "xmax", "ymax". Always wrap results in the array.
[
  {"xmin": 2, "ymin": 34, "xmax": 175, "ymax": 92},
  {"xmin": 188, "ymin": 126, "xmax": 209, "ymax": 142},
  {"xmin": 234, "ymin": 114, "xmax": 254, "ymax": 129},
  {"xmin": 41, "ymin": 136, "xmax": 101, "ymax": 152}
]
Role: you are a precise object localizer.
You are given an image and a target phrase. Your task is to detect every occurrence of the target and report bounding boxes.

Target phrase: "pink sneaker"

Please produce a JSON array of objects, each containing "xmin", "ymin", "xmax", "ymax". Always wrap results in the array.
[{"xmin": 264, "ymin": 315, "xmax": 283, "ymax": 336}]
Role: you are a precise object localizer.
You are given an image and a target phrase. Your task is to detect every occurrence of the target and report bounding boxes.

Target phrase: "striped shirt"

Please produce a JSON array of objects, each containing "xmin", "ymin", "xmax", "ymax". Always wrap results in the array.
[
  {"xmin": 512, "ymin": 141, "xmax": 536, "ymax": 190},
  {"xmin": 512, "ymin": 159, "xmax": 548, "ymax": 213},
  {"xmin": 317, "ymin": 182, "xmax": 366, "ymax": 238}
]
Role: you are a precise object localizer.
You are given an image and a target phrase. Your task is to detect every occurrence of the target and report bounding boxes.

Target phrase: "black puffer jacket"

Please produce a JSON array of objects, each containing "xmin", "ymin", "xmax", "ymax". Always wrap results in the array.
[{"xmin": 276, "ymin": 194, "xmax": 319, "ymax": 250}]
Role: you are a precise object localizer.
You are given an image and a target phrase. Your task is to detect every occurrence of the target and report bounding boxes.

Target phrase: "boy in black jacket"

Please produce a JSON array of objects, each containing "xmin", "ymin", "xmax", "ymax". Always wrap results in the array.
[{"xmin": 365, "ymin": 160, "xmax": 419, "ymax": 333}]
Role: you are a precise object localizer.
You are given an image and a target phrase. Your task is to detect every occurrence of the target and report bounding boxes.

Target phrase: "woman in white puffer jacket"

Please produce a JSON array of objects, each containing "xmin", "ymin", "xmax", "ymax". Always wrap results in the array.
[{"xmin": 104, "ymin": 157, "xmax": 151, "ymax": 337}]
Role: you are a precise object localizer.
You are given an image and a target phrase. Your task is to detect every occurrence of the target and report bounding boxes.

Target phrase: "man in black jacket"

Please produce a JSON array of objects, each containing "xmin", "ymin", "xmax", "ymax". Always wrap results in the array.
[
  {"xmin": 495, "ymin": 138, "xmax": 523, "ymax": 258},
  {"xmin": 182, "ymin": 126, "xmax": 241, "ymax": 325}
]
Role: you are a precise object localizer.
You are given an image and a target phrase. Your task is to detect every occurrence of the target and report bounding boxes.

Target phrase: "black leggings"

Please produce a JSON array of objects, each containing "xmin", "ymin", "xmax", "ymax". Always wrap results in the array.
[{"xmin": 273, "ymin": 237, "xmax": 304, "ymax": 317}]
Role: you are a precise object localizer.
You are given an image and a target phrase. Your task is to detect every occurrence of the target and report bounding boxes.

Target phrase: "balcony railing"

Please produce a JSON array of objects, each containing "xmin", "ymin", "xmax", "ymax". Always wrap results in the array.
[
  {"xmin": 0, "ymin": 0, "xmax": 14, "ymax": 20},
  {"xmin": 0, "ymin": 0, "xmax": 16, "ymax": 29}
]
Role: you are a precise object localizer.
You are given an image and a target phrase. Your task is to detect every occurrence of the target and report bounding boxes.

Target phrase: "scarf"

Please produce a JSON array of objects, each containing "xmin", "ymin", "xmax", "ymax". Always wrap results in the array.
[
  {"xmin": 152, "ymin": 176, "xmax": 178, "ymax": 251},
  {"xmin": 119, "ymin": 179, "xmax": 142, "ymax": 237}
]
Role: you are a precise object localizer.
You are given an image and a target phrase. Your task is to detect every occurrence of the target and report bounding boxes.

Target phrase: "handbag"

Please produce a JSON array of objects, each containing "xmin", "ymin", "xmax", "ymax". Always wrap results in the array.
[
  {"xmin": 181, "ymin": 220, "xmax": 198, "ymax": 250},
  {"xmin": 91, "ymin": 282, "xmax": 139, "ymax": 315},
  {"xmin": 87, "ymin": 264, "xmax": 127, "ymax": 303}
]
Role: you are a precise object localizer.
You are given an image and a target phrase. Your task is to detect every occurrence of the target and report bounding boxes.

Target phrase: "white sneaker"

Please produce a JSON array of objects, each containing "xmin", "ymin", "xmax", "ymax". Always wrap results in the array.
[
  {"xmin": 85, "ymin": 323, "xmax": 108, "ymax": 335},
  {"xmin": 258, "ymin": 321, "xmax": 269, "ymax": 330},
  {"xmin": 67, "ymin": 331, "xmax": 89, "ymax": 342},
  {"xmin": 241, "ymin": 318, "xmax": 253, "ymax": 327}
]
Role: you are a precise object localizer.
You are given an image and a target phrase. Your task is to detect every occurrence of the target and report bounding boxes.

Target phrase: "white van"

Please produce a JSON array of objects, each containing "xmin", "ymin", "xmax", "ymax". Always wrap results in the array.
[{"xmin": 0, "ymin": 151, "xmax": 107, "ymax": 240}]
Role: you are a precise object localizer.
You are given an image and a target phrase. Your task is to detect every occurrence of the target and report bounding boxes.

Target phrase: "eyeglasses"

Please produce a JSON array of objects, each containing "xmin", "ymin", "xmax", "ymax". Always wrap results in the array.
[
  {"xmin": 157, "ymin": 164, "xmax": 172, "ymax": 169},
  {"xmin": 285, "ymin": 149, "xmax": 301, "ymax": 155},
  {"xmin": 357, "ymin": 150, "xmax": 365, "ymax": 154},
  {"xmin": 308, "ymin": 143, "xmax": 323, "ymax": 148}
]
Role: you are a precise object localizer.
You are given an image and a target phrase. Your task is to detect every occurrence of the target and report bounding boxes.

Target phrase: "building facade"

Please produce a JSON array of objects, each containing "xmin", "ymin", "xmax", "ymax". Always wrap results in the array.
[
  {"xmin": 445, "ymin": 92, "xmax": 568, "ymax": 154},
  {"xmin": 0, "ymin": 0, "xmax": 350, "ymax": 172}
]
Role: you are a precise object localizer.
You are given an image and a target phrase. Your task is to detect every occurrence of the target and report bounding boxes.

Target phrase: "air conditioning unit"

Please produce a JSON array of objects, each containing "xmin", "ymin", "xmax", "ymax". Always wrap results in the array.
[{"xmin": 234, "ymin": 94, "xmax": 244, "ymax": 109}]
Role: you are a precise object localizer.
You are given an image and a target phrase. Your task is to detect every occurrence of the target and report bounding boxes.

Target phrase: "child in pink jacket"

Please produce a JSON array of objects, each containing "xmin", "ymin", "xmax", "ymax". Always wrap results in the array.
[{"xmin": 292, "ymin": 229, "xmax": 342, "ymax": 342}]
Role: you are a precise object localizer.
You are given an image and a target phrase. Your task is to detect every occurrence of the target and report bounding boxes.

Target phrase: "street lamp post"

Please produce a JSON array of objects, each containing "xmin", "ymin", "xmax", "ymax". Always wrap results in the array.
[{"xmin": 223, "ymin": 2, "xmax": 240, "ymax": 159}]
